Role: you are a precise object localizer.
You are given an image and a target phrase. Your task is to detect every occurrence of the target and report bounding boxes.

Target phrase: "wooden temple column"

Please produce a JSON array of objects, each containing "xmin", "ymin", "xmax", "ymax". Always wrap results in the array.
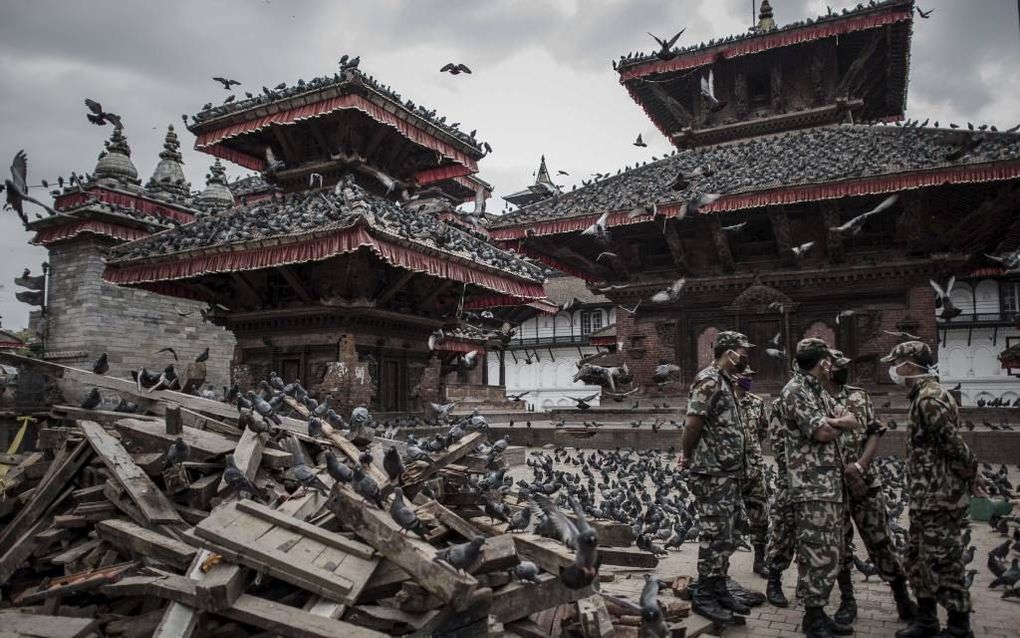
[
  {"xmin": 662, "ymin": 219, "xmax": 692, "ymax": 275},
  {"xmin": 823, "ymin": 202, "xmax": 845, "ymax": 263},
  {"xmin": 708, "ymin": 217, "xmax": 735, "ymax": 273},
  {"xmin": 733, "ymin": 65, "xmax": 749, "ymax": 117},
  {"xmin": 767, "ymin": 206, "xmax": 796, "ymax": 267},
  {"xmin": 769, "ymin": 59, "xmax": 784, "ymax": 113},
  {"xmin": 896, "ymin": 191, "xmax": 926, "ymax": 256}
]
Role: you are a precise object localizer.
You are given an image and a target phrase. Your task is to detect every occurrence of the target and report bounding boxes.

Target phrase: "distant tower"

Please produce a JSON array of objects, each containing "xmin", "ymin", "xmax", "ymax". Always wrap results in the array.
[
  {"xmin": 196, "ymin": 159, "xmax": 235, "ymax": 213},
  {"xmin": 616, "ymin": 0, "xmax": 913, "ymax": 147},
  {"xmin": 146, "ymin": 125, "xmax": 191, "ymax": 202}
]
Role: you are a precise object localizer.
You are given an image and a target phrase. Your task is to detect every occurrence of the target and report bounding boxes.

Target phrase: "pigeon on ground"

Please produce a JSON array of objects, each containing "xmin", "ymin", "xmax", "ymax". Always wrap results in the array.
[
  {"xmin": 383, "ymin": 447, "xmax": 403, "ymax": 483},
  {"xmin": 514, "ymin": 560, "xmax": 541, "ymax": 583},
  {"xmin": 435, "ymin": 536, "xmax": 486, "ymax": 574},
  {"xmin": 163, "ymin": 436, "xmax": 190, "ymax": 469},
  {"xmin": 352, "ymin": 465, "xmax": 384, "ymax": 508},
  {"xmin": 93, "ymin": 353, "xmax": 109, "ymax": 375},
  {"xmin": 390, "ymin": 487, "xmax": 424, "ymax": 536},
  {"xmin": 80, "ymin": 388, "xmax": 101, "ymax": 410},
  {"xmin": 604, "ymin": 574, "xmax": 669, "ymax": 638},
  {"xmin": 325, "ymin": 450, "xmax": 354, "ymax": 484}
]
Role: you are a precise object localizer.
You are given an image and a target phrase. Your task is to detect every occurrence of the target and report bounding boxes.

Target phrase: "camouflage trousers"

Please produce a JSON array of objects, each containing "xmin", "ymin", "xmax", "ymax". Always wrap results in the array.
[
  {"xmin": 794, "ymin": 500, "xmax": 845, "ymax": 608},
  {"xmin": 842, "ymin": 486, "xmax": 906, "ymax": 581},
  {"xmin": 906, "ymin": 507, "xmax": 972, "ymax": 612},
  {"xmin": 766, "ymin": 488, "xmax": 796, "ymax": 572},
  {"xmin": 741, "ymin": 470, "xmax": 769, "ymax": 546},
  {"xmin": 690, "ymin": 474, "xmax": 743, "ymax": 579}
]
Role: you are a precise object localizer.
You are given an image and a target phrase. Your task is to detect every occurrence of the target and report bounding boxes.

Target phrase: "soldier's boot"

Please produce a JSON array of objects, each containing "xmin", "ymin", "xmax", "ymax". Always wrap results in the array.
[
  {"xmin": 890, "ymin": 576, "xmax": 917, "ymax": 621},
  {"xmin": 715, "ymin": 577, "xmax": 750, "ymax": 615},
  {"xmin": 895, "ymin": 598, "xmax": 940, "ymax": 637},
  {"xmin": 691, "ymin": 577, "xmax": 734, "ymax": 624},
  {"xmin": 833, "ymin": 569, "xmax": 858, "ymax": 626},
  {"xmin": 801, "ymin": 606, "xmax": 834, "ymax": 638},
  {"xmin": 766, "ymin": 569, "xmax": 789, "ymax": 607},
  {"xmin": 752, "ymin": 543, "xmax": 769, "ymax": 577},
  {"xmin": 936, "ymin": 611, "xmax": 974, "ymax": 638}
]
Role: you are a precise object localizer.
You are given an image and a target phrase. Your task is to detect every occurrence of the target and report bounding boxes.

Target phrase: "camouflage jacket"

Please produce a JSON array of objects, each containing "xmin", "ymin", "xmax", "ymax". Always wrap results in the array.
[
  {"xmin": 830, "ymin": 385, "xmax": 885, "ymax": 489},
  {"xmin": 767, "ymin": 397, "xmax": 790, "ymax": 504},
  {"xmin": 906, "ymin": 377, "xmax": 978, "ymax": 511},
  {"xmin": 779, "ymin": 369, "xmax": 844, "ymax": 504},
  {"xmin": 686, "ymin": 364, "xmax": 747, "ymax": 477},
  {"xmin": 737, "ymin": 392, "xmax": 768, "ymax": 476}
]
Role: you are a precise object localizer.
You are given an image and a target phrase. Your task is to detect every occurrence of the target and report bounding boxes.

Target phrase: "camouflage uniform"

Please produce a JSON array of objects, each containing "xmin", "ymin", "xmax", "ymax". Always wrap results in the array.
[
  {"xmin": 686, "ymin": 334, "xmax": 749, "ymax": 582},
  {"xmin": 830, "ymin": 381, "xmax": 904, "ymax": 581},
  {"xmin": 882, "ymin": 342, "xmax": 978, "ymax": 615},
  {"xmin": 765, "ymin": 397, "xmax": 796, "ymax": 572},
  {"xmin": 738, "ymin": 392, "xmax": 769, "ymax": 546},
  {"xmin": 781, "ymin": 339, "xmax": 845, "ymax": 609}
]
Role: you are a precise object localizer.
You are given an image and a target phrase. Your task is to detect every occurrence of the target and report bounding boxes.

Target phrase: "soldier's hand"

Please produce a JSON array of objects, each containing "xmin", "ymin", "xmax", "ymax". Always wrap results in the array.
[
  {"xmin": 844, "ymin": 462, "xmax": 867, "ymax": 499},
  {"xmin": 972, "ymin": 474, "xmax": 989, "ymax": 498},
  {"xmin": 676, "ymin": 452, "xmax": 687, "ymax": 471}
]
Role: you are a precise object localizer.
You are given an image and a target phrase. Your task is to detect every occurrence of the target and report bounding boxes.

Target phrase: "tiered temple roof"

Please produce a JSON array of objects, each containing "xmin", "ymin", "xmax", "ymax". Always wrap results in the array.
[
  {"xmin": 491, "ymin": 123, "xmax": 1020, "ymax": 238},
  {"xmin": 503, "ymin": 156, "xmax": 561, "ymax": 208}
]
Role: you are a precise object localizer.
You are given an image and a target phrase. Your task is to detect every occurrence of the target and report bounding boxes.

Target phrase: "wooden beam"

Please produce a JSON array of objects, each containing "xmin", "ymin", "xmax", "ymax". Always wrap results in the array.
[
  {"xmin": 219, "ymin": 425, "xmax": 264, "ymax": 494},
  {"xmin": 708, "ymin": 217, "xmax": 735, "ymax": 273},
  {"xmin": 80, "ymin": 420, "xmax": 184, "ymax": 527},
  {"xmin": 363, "ymin": 126, "xmax": 390, "ymax": 161},
  {"xmin": 278, "ymin": 265, "xmax": 314, "ymax": 304},
  {"xmin": 835, "ymin": 31, "xmax": 884, "ymax": 97},
  {"xmin": 401, "ymin": 431, "xmax": 485, "ymax": 486},
  {"xmin": 230, "ymin": 273, "xmax": 264, "ymax": 308},
  {"xmin": 165, "ymin": 402, "xmax": 183, "ymax": 435},
  {"xmin": 271, "ymin": 124, "xmax": 300, "ymax": 164},
  {"xmin": 326, "ymin": 483, "xmax": 479, "ymax": 606},
  {"xmin": 374, "ymin": 270, "xmax": 416, "ymax": 308},
  {"xmin": 307, "ymin": 119, "xmax": 332, "ymax": 156},
  {"xmin": 662, "ymin": 219, "xmax": 691, "ymax": 275},
  {"xmin": 0, "ymin": 612, "xmax": 97, "ymax": 638},
  {"xmin": 767, "ymin": 206, "xmax": 796, "ymax": 267},
  {"xmin": 420, "ymin": 280, "xmax": 454, "ymax": 311},
  {"xmin": 96, "ymin": 519, "xmax": 197, "ymax": 570},
  {"xmin": 115, "ymin": 417, "xmax": 292, "ymax": 469},
  {"xmin": 823, "ymin": 202, "xmax": 845, "ymax": 263},
  {"xmin": 104, "ymin": 571, "xmax": 387, "ymax": 638},
  {"xmin": 645, "ymin": 82, "xmax": 693, "ymax": 127},
  {"xmin": 490, "ymin": 574, "xmax": 594, "ymax": 624}
]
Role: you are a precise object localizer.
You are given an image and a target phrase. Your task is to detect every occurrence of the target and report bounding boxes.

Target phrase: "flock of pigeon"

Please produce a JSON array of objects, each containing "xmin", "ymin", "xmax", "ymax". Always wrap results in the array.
[
  {"xmin": 193, "ymin": 59, "xmax": 492, "ymax": 156},
  {"xmin": 107, "ymin": 175, "xmax": 546, "ymax": 284}
]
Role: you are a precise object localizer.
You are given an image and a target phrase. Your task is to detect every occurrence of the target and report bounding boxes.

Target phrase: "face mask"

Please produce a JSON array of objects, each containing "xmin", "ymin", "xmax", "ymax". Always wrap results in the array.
[
  {"xmin": 890, "ymin": 360, "xmax": 932, "ymax": 386},
  {"xmin": 831, "ymin": 368, "xmax": 849, "ymax": 386},
  {"xmin": 819, "ymin": 359, "xmax": 832, "ymax": 377},
  {"xmin": 888, "ymin": 364, "xmax": 906, "ymax": 386},
  {"xmin": 727, "ymin": 351, "xmax": 748, "ymax": 373},
  {"xmin": 737, "ymin": 376, "xmax": 752, "ymax": 391}
]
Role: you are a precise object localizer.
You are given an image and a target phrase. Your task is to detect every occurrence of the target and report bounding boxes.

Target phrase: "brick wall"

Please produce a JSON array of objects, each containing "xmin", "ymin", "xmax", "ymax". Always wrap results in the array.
[{"xmin": 43, "ymin": 238, "xmax": 235, "ymax": 406}]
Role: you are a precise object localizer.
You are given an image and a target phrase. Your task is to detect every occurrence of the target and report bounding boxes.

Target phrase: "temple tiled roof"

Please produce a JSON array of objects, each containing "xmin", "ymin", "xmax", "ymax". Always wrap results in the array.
[
  {"xmin": 189, "ymin": 66, "xmax": 484, "ymax": 157},
  {"xmin": 107, "ymin": 174, "xmax": 545, "ymax": 284},
  {"xmin": 615, "ymin": 0, "xmax": 911, "ymax": 75},
  {"xmin": 542, "ymin": 275, "xmax": 608, "ymax": 305},
  {"xmin": 490, "ymin": 123, "xmax": 1020, "ymax": 233}
]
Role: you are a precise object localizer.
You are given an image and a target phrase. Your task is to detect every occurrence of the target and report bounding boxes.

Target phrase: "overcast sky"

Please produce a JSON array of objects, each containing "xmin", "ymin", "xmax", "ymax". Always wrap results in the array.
[{"xmin": 1, "ymin": 0, "xmax": 1017, "ymax": 330}]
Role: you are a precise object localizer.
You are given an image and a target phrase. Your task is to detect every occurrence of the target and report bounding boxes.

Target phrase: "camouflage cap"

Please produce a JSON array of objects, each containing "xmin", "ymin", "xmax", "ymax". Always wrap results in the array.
[
  {"xmin": 795, "ymin": 337, "xmax": 831, "ymax": 358},
  {"xmin": 880, "ymin": 340, "xmax": 931, "ymax": 364},
  {"xmin": 831, "ymin": 349, "xmax": 852, "ymax": 368},
  {"xmin": 714, "ymin": 330, "xmax": 755, "ymax": 350}
]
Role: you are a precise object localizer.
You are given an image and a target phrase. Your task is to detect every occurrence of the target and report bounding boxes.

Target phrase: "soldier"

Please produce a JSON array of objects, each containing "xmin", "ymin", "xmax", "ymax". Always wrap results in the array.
[
  {"xmin": 764, "ymin": 395, "xmax": 796, "ymax": 608},
  {"xmin": 678, "ymin": 330, "xmax": 753, "ymax": 624},
  {"xmin": 882, "ymin": 341, "xmax": 985, "ymax": 638},
  {"xmin": 733, "ymin": 367, "xmax": 770, "ymax": 578},
  {"xmin": 824, "ymin": 349, "xmax": 916, "ymax": 626},
  {"xmin": 780, "ymin": 338, "xmax": 859, "ymax": 637}
]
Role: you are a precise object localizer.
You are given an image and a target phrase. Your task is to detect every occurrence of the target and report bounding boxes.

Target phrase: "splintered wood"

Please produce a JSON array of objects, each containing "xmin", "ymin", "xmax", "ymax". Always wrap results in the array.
[{"xmin": 0, "ymin": 352, "xmax": 701, "ymax": 637}]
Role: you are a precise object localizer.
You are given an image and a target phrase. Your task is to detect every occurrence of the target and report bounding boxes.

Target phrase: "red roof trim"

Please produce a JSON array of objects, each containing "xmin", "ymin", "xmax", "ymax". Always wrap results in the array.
[
  {"xmin": 491, "ymin": 161, "xmax": 1020, "ymax": 240},
  {"xmin": 55, "ymin": 187, "xmax": 195, "ymax": 224},
  {"xmin": 32, "ymin": 220, "xmax": 150, "ymax": 246},
  {"xmin": 103, "ymin": 226, "xmax": 544, "ymax": 301},
  {"xmin": 435, "ymin": 340, "xmax": 484, "ymax": 355},
  {"xmin": 194, "ymin": 93, "xmax": 479, "ymax": 174},
  {"xmin": 619, "ymin": 8, "xmax": 912, "ymax": 82}
]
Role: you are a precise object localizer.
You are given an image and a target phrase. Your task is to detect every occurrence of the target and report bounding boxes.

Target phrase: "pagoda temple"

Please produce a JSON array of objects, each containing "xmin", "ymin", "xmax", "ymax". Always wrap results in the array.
[
  {"xmin": 102, "ymin": 63, "xmax": 548, "ymax": 413},
  {"xmin": 504, "ymin": 156, "xmax": 562, "ymax": 209},
  {"xmin": 490, "ymin": 0, "xmax": 1020, "ymax": 398},
  {"xmin": 21, "ymin": 125, "xmax": 237, "ymax": 394}
]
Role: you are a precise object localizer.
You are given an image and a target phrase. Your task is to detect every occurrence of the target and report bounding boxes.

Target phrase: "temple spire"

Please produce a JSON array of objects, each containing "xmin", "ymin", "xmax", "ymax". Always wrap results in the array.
[
  {"xmin": 92, "ymin": 126, "xmax": 141, "ymax": 190},
  {"xmin": 146, "ymin": 124, "xmax": 191, "ymax": 201},
  {"xmin": 196, "ymin": 158, "xmax": 235, "ymax": 213},
  {"xmin": 757, "ymin": 0, "xmax": 777, "ymax": 32},
  {"xmin": 535, "ymin": 155, "xmax": 554, "ymax": 188}
]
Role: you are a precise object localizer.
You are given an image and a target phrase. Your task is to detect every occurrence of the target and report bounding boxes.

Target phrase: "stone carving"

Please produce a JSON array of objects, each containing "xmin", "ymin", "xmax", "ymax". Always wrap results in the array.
[
  {"xmin": 656, "ymin": 322, "xmax": 677, "ymax": 347},
  {"xmin": 730, "ymin": 278, "xmax": 793, "ymax": 313}
]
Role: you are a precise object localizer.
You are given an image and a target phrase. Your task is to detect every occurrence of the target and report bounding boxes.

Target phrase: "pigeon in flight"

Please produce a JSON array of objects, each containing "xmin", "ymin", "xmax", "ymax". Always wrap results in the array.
[
  {"xmin": 603, "ymin": 574, "xmax": 669, "ymax": 638},
  {"xmin": 212, "ymin": 76, "xmax": 241, "ymax": 89},
  {"xmin": 633, "ymin": 134, "xmax": 648, "ymax": 147},
  {"xmin": 791, "ymin": 241, "xmax": 815, "ymax": 259},
  {"xmin": 651, "ymin": 278, "xmax": 686, "ymax": 303},
  {"xmin": 84, "ymin": 99, "xmax": 123, "ymax": 128},
  {"xmin": 533, "ymin": 494, "xmax": 600, "ymax": 589},
  {"xmin": 440, "ymin": 63, "xmax": 472, "ymax": 75},
  {"xmin": 930, "ymin": 277, "xmax": 962, "ymax": 320},
  {"xmin": 581, "ymin": 211, "xmax": 610, "ymax": 242},
  {"xmin": 829, "ymin": 195, "xmax": 897, "ymax": 237},
  {"xmin": 5, "ymin": 150, "xmax": 58, "ymax": 223},
  {"xmin": 568, "ymin": 392, "xmax": 601, "ymax": 411},
  {"xmin": 700, "ymin": 69, "xmax": 726, "ymax": 111},
  {"xmin": 648, "ymin": 29, "xmax": 685, "ymax": 61}
]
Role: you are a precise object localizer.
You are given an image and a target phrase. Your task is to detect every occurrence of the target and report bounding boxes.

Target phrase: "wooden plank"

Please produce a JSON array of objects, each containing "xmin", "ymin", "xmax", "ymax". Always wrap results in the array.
[
  {"xmin": 13, "ymin": 561, "xmax": 137, "ymax": 605},
  {"xmin": 80, "ymin": 420, "xmax": 183, "ymax": 526},
  {"xmin": 490, "ymin": 573, "xmax": 595, "ymax": 624},
  {"xmin": 235, "ymin": 500, "xmax": 375, "ymax": 559},
  {"xmin": 177, "ymin": 407, "xmax": 242, "ymax": 437},
  {"xmin": 191, "ymin": 501, "xmax": 375, "ymax": 603},
  {"xmin": 165, "ymin": 403, "xmax": 183, "ymax": 435},
  {"xmin": 115, "ymin": 418, "xmax": 235, "ymax": 460},
  {"xmin": 194, "ymin": 559, "xmax": 249, "ymax": 612},
  {"xmin": 0, "ymin": 440, "xmax": 91, "ymax": 581},
  {"xmin": 578, "ymin": 594, "xmax": 615, "ymax": 638},
  {"xmin": 402, "ymin": 431, "xmax": 485, "ymax": 485},
  {"xmin": 473, "ymin": 534, "xmax": 520, "ymax": 574},
  {"xmin": 186, "ymin": 472, "xmax": 221, "ymax": 510},
  {"xmin": 104, "ymin": 572, "xmax": 386, "ymax": 638},
  {"xmin": 413, "ymin": 498, "xmax": 483, "ymax": 540},
  {"xmin": 218, "ymin": 426, "xmax": 263, "ymax": 494},
  {"xmin": 96, "ymin": 519, "xmax": 197, "ymax": 570},
  {"xmin": 0, "ymin": 612, "xmax": 97, "ymax": 638},
  {"xmin": 326, "ymin": 483, "xmax": 478, "ymax": 607}
]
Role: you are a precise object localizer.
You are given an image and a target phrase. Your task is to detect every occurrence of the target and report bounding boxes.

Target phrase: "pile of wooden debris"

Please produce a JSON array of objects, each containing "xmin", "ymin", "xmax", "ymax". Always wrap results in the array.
[{"xmin": 0, "ymin": 354, "xmax": 706, "ymax": 637}]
